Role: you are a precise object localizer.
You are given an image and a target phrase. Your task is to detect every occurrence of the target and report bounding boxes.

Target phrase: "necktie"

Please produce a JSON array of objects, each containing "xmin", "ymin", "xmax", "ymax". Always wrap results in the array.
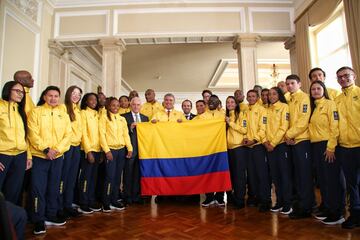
[
  {"xmin": 135, "ymin": 113, "xmax": 140, "ymax": 123},
  {"xmin": 186, "ymin": 115, "xmax": 190, "ymax": 120}
]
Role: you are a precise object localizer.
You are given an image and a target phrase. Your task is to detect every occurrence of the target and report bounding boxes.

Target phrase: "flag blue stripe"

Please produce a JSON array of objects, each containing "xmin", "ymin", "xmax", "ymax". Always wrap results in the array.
[{"xmin": 140, "ymin": 151, "xmax": 229, "ymax": 177}]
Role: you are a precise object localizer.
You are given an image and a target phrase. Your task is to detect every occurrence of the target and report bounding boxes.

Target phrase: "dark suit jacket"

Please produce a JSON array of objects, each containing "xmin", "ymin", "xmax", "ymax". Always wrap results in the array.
[
  {"xmin": 122, "ymin": 112, "xmax": 149, "ymax": 157},
  {"xmin": 185, "ymin": 113, "xmax": 196, "ymax": 120}
]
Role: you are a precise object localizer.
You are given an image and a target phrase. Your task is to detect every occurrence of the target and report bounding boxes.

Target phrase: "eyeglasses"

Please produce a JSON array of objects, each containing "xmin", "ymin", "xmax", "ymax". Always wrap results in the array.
[
  {"xmin": 337, "ymin": 73, "xmax": 353, "ymax": 80},
  {"xmin": 11, "ymin": 89, "xmax": 25, "ymax": 95},
  {"xmin": 71, "ymin": 92, "xmax": 82, "ymax": 97}
]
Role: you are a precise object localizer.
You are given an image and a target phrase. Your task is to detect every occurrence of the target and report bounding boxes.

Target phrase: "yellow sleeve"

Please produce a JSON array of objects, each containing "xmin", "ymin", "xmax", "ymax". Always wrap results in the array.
[
  {"xmin": 122, "ymin": 118, "xmax": 133, "ymax": 151},
  {"xmin": 26, "ymin": 140, "xmax": 32, "ymax": 160},
  {"xmin": 270, "ymin": 106, "xmax": 289, "ymax": 147},
  {"xmin": 99, "ymin": 114, "xmax": 110, "ymax": 153},
  {"xmin": 326, "ymin": 101, "xmax": 339, "ymax": 152},
  {"xmin": 53, "ymin": 115, "xmax": 72, "ymax": 154},
  {"xmin": 151, "ymin": 112, "xmax": 159, "ymax": 122},
  {"xmin": 179, "ymin": 113, "xmax": 187, "ymax": 121},
  {"xmin": 286, "ymin": 97, "xmax": 311, "ymax": 139},
  {"xmin": 27, "ymin": 109, "xmax": 48, "ymax": 152},
  {"xmin": 258, "ymin": 109, "xmax": 267, "ymax": 143},
  {"xmin": 228, "ymin": 117, "xmax": 247, "ymax": 135},
  {"xmin": 81, "ymin": 111, "xmax": 92, "ymax": 154}
]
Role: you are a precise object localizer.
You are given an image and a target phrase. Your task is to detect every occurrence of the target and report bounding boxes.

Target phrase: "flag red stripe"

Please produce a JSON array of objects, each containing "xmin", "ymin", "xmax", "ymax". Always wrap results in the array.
[{"xmin": 141, "ymin": 171, "xmax": 232, "ymax": 196}]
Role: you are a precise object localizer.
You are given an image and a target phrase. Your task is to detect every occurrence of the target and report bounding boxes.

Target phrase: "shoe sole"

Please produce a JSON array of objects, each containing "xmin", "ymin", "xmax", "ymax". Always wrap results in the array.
[
  {"xmin": 322, "ymin": 218, "xmax": 345, "ymax": 225},
  {"xmin": 280, "ymin": 208, "xmax": 293, "ymax": 215},
  {"xmin": 102, "ymin": 209, "xmax": 112, "ymax": 213},
  {"xmin": 78, "ymin": 209, "xmax": 94, "ymax": 214},
  {"xmin": 110, "ymin": 206, "xmax": 125, "ymax": 211},
  {"xmin": 314, "ymin": 216, "xmax": 327, "ymax": 220},
  {"xmin": 89, "ymin": 208, "xmax": 102, "ymax": 212},
  {"xmin": 270, "ymin": 208, "xmax": 282, "ymax": 213},
  {"xmin": 45, "ymin": 221, "xmax": 66, "ymax": 226},
  {"xmin": 201, "ymin": 200, "xmax": 216, "ymax": 207},
  {"xmin": 33, "ymin": 230, "xmax": 46, "ymax": 235}
]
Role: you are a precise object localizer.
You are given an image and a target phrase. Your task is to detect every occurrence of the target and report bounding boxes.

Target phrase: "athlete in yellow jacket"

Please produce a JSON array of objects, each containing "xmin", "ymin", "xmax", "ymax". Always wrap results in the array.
[
  {"xmin": 308, "ymin": 80, "xmax": 345, "ymax": 225},
  {"xmin": 225, "ymin": 96, "xmax": 247, "ymax": 209},
  {"xmin": 59, "ymin": 86, "xmax": 84, "ymax": 218},
  {"xmin": 78, "ymin": 93, "xmax": 102, "ymax": 214},
  {"xmin": 334, "ymin": 67, "xmax": 360, "ymax": 229},
  {"xmin": 28, "ymin": 86, "xmax": 72, "ymax": 234},
  {"xmin": 243, "ymin": 90, "xmax": 270, "ymax": 212},
  {"xmin": 100, "ymin": 97, "xmax": 132, "ymax": 212},
  {"xmin": 0, "ymin": 81, "xmax": 29, "ymax": 205},
  {"xmin": 264, "ymin": 87, "xmax": 292, "ymax": 214},
  {"xmin": 284, "ymin": 74, "xmax": 314, "ymax": 219}
]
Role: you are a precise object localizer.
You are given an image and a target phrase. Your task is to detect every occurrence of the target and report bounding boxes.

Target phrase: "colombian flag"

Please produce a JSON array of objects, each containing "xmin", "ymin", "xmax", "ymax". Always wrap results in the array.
[{"xmin": 137, "ymin": 119, "xmax": 232, "ymax": 195}]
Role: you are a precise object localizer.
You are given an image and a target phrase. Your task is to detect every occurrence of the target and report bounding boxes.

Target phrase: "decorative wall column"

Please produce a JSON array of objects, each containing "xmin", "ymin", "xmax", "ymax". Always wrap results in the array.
[
  {"xmin": 284, "ymin": 36, "xmax": 298, "ymax": 74},
  {"xmin": 48, "ymin": 40, "xmax": 64, "ymax": 88},
  {"xmin": 100, "ymin": 38, "xmax": 126, "ymax": 97},
  {"xmin": 233, "ymin": 34, "xmax": 260, "ymax": 93}
]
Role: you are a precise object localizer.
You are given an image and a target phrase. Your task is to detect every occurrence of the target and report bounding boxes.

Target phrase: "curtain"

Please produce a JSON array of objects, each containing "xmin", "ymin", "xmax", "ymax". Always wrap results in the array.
[{"xmin": 343, "ymin": 0, "xmax": 360, "ymax": 81}]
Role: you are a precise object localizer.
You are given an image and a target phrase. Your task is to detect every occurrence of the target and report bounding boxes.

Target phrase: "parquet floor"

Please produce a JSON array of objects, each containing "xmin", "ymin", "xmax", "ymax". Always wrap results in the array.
[{"xmin": 25, "ymin": 196, "xmax": 360, "ymax": 240}]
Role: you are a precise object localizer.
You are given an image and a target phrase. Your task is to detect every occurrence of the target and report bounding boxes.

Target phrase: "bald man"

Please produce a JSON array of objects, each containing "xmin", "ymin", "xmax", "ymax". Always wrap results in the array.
[
  {"xmin": 13, "ymin": 70, "xmax": 35, "ymax": 115},
  {"xmin": 140, "ymin": 89, "xmax": 163, "ymax": 119}
]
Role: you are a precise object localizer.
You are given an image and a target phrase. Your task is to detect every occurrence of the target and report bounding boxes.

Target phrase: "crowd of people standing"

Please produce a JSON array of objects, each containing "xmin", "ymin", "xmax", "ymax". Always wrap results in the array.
[{"xmin": 0, "ymin": 66, "xmax": 359, "ymax": 239}]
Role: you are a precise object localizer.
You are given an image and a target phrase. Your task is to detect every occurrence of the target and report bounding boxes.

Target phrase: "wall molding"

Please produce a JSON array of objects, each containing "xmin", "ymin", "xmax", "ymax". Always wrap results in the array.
[
  {"xmin": 248, "ymin": 7, "xmax": 295, "ymax": 34},
  {"xmin": 50, "ymin": 0, "xmax": 292, "ymax": 9},
  {"xmin": 54, "ymin": 10, "xmax": 110, "ymax": 39},
  {"xmin": 113, "ymin": 7, "xmax": 246, "ymax": 37}
]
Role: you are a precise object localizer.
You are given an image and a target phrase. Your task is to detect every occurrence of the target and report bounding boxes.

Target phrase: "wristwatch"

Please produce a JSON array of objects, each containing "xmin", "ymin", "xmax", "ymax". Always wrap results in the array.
[{"xmin": 43, "ymin": 148, "xmax": 50, "ymax": 154}]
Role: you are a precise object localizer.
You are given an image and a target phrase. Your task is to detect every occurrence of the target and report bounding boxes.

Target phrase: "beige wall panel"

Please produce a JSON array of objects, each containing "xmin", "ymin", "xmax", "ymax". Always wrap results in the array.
[
  {"xmin": 123, "ymin": 43, "xmax": 237, "ymax": 92},
  {"xmin": 2, "ymin": 15, "xmax": 35, "ymax": 82},
  {"xmin": 252, "ymin": 12, "xmax": 291, "ymax": 31},
  {"xmin": 59, "ymin": 15, "xmax": 107, "ymax": 35},
  {"xmin": 117, "ymin": 12, "xmax": 241, "ymax": 33}
]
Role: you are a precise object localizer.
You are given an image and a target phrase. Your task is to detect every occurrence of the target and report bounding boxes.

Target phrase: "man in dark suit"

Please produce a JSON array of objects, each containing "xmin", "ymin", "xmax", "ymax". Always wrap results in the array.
[
  {"xmin": 122, "ymin": 97, "xmax": 149, "ymax": 204},
  {"xmin": 182, "ymin": 99, "xmax": 196, "ymax": 120}
]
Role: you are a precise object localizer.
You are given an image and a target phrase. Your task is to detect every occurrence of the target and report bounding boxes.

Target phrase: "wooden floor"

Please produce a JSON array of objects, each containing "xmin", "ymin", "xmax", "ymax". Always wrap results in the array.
[{"xmin": 25, "ymin": 196, "xmax": 360, "ymax": 240}]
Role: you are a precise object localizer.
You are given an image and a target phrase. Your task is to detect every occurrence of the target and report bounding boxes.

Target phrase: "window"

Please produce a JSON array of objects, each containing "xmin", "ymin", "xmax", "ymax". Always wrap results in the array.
[{"xmin": 310, "ymin": 6, "xmax": 352, "ymax": 90}]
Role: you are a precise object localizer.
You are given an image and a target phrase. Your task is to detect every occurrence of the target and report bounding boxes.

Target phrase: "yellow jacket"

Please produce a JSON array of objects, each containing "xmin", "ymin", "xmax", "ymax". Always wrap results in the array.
[
  {"xmin": 335, "ymin": 85, "xmax": 360, "ymax": 148},
  {"xmin": 81, "ymin": 107, "xmax": 101, "ymax": 154},
  {"xmin": 99, "ymin": 113, "xmax": 133, "ymax": 153},
  {"xmin": 309, "ymin": 97, "xmax": 339, "ymax": 152},
  {"xmin": 245, "ymin": 103, "xmax": 267, "ymax": 146},
  {"xmin": 24, "ymin": 87, "xmax": 35, "ymax": 116},
  {"xmin": 140, "ymin": 101, "xmax": 163, "ymax": 119},
  {"xmin": 227, "ymin": 110, "xmax": 247, "ymax": 149},
  {"xmin": 0, "ymin": 99, "xmax": 28, "ymax": 155},
  {"xmin": 239, "ymin": 102, "xmax": 248, "ymax": 112},
  {"xmin": 67, "ymin": 103, "xmax": 82, "ymax": 147},
  {"xmin": 328, "ymin": 88, "xmax": 341, "ymax": 100},
  {"xmin": 28, "ymin": 103, "xmax": 72, "ymax": 158},
  {"xmin": 285, "ymin": 90, "xmax": 310, "ymax": 143},
  {"xmin": 152, "ymin": 109, "xmax": 186, "ymax": 122},
  {"xmin": 119, "ymin": 107, "xmax": 130, "ymax": 115},
  {"xmin": 266, "ymin": 101, "xmax": 289, "ymax": 147},
  {"xmin": 284, "ymin": 92, "xmax": 291, "ymax": 103},
  {"xmin": 193, "ymin": 109, "xmax": 225, "ymax": 120}
]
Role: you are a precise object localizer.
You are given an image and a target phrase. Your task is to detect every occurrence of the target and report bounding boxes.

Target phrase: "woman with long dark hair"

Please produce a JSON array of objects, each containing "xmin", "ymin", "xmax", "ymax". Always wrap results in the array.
[
  {"xmin": 28, "ymin": 86, "xmax": 72, "ymax": 235},
  {"xmin": 263, "ymin": 87, "xmax": 292, "ymax": 215},
  {"xmin": 78, "ymin": 93, "xmax": 102, "ymax": 214},
  {"xmin": 225, "ymin": 96, "xmax": 247, "ymax": 209},
  {"xmin": 58, "ymin": 86, "xmax": 83, "ymax": 218},
  {"xmin": 0, "ymin": 81, "xmax": 29, "ymax": 204},
  {"xmin": 309, "ymin": 80, "xmax": 345, "ymax": 225}
]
